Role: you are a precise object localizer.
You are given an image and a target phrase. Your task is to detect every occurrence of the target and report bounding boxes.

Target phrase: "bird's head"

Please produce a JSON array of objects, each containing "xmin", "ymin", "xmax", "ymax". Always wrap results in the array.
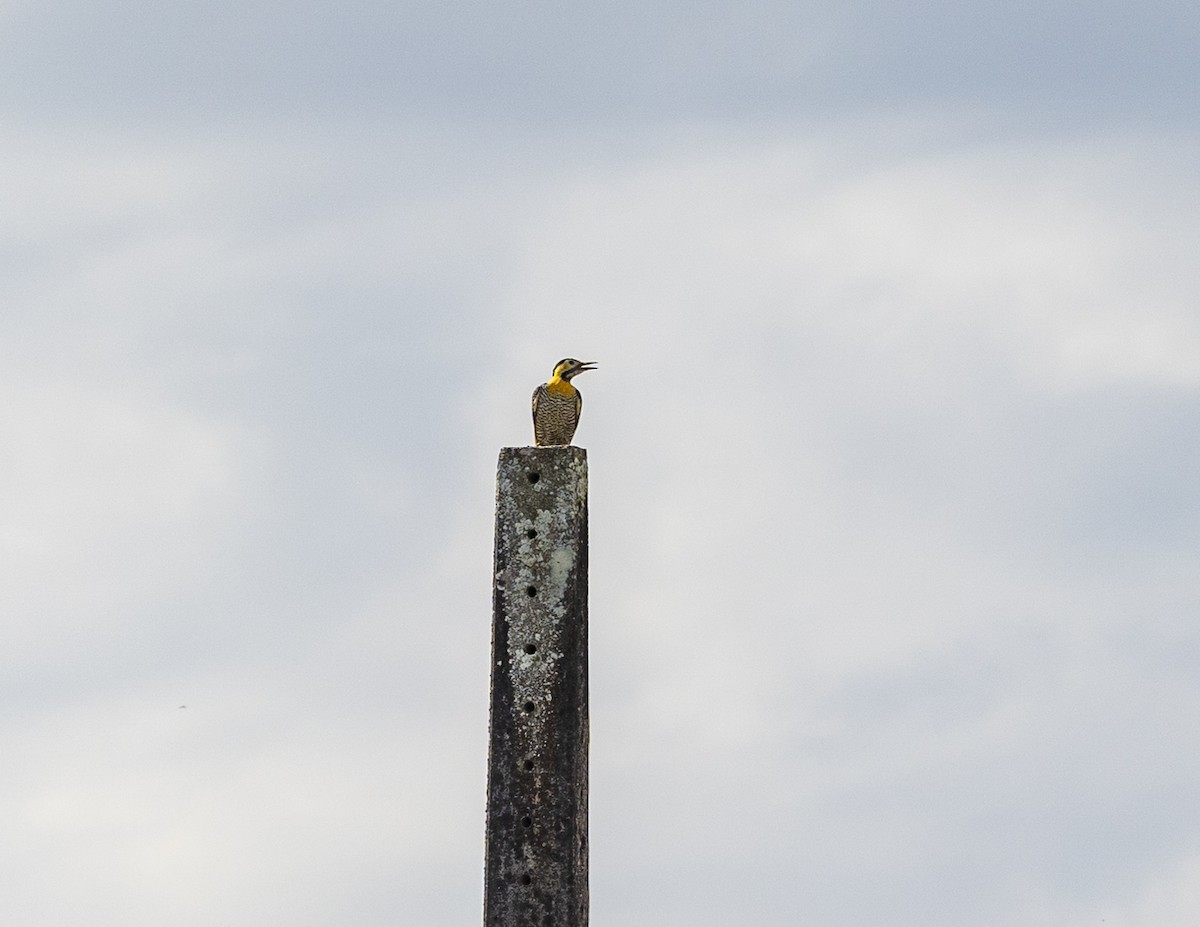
[{"xmin": 553, "ymin": 358, "xmax": 598, "ymax": 382}]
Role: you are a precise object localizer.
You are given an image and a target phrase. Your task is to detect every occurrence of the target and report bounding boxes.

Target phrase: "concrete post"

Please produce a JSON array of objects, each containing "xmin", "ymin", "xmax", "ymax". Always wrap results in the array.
[{"xmin": 484, "ymin": 446, "xmax": 589, "ymax": 927}]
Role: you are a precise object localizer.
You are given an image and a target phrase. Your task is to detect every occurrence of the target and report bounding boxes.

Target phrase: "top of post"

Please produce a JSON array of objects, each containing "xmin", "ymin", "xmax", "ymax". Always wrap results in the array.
[
  {"xmin": 496, "ymin": 447, "xmax": 588, "ymax": 511},
  {"xmin": 499, "ymin": 446, "xmax": 588, "ymax": 461}
]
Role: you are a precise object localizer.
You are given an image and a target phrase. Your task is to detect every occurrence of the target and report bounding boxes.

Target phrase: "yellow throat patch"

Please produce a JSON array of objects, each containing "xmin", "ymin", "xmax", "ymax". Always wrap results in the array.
[{"xmin": 545, "ymin": 376, "xmax": 577, "ymax": 398}]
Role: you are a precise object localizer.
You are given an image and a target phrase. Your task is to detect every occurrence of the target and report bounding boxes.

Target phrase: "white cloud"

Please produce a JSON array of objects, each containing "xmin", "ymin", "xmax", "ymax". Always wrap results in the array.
[
  {"xmin": 497, "ymin": 130, "xmax": 1200, "ymax": 392},
  {"xmin": 0, "ymin": 381, "xmax": 237, "ymax": 649},
  {"xmin": 1093, "ymin": 853, "xmax": 1200, "ymax": 927}
]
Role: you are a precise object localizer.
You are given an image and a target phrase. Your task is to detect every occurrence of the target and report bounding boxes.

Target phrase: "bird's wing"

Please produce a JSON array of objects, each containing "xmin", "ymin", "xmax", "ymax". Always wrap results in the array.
[{"xmin": 574, "ymin": 388, "xmax": 582, "ymax": 422}]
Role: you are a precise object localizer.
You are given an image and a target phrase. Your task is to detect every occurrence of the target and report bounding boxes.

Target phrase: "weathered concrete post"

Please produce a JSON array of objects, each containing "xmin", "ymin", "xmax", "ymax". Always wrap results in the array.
[{"xmin": 484, "ymin": 446, "xmax": 589, "ymax": 927}]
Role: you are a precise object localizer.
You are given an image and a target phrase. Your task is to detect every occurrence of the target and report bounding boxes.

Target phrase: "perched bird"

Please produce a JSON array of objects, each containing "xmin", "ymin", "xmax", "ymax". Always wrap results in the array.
[{"xmin": 532, "ymin": 358, "xmax": 597, "ymax": 446}]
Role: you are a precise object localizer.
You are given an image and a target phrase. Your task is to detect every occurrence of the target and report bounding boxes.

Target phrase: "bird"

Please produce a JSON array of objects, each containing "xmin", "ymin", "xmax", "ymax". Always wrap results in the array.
[{"xmin": 532, "ymin": 358, "xmax": 597, "ymax": 446}]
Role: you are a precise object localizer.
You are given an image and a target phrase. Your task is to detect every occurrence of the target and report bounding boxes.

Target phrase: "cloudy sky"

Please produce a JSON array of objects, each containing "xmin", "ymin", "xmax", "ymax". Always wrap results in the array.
[{"xmin": 3, "ymin": 2, "xmax": 1199, "ymax": 925}]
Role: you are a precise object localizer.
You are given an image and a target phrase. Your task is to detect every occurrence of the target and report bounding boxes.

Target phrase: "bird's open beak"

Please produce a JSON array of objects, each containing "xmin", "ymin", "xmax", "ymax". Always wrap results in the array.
[{"xmin": 573, "ymin": 361, "xmax": 598, "ymax": 373}]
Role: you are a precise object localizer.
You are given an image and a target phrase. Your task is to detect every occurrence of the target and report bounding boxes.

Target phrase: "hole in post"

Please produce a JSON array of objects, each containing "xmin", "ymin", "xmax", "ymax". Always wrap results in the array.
[
  {"xmin": 522, "ymin": 701, "xmax": 536, "ymax": 714},
  {"xmin": 520, "ymin": 873, "xmax": 533, "ymax": 886},
  {"xmin": 521, "ymin": 815, "xmax": 532, "ymax": 828},
  {"xmin": 525, "ymin": 528, "xmax": 537, "ymax": 540},
  {"xmin": 525, "ymin": 585, "xmax": 537, "ymax": 597},
  {"xmin": 522, "ymin": 759, "xmax": 535, "ymax": 771},
  {"xmin": 527, "ymin": 472, "xmax": 540, "ymax": 484},
  {"xmin": 524, "ymin": 643, "xmax": 538, "ymax": 655}
]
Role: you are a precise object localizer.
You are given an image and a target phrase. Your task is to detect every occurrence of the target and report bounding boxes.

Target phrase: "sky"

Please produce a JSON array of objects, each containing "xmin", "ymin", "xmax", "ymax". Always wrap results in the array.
[{"xmin": 2, "ymin": 2, "xmax": 1199, "ymax": 925}]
